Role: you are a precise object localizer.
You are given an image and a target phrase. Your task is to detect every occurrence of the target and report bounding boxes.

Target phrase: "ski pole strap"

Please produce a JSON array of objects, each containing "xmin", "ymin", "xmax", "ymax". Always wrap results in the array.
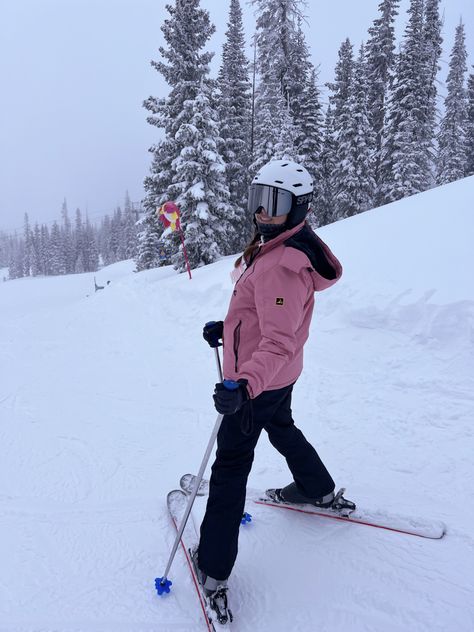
[{"xmin": 240, "ymin": 398, "xmax": 254, "ymax": 436}]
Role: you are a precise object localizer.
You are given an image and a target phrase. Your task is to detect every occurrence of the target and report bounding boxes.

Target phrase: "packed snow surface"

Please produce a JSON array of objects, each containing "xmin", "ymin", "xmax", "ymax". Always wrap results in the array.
[{"xmin": 1, "ymin": 177, "xmax": 473, "ymax": 631}]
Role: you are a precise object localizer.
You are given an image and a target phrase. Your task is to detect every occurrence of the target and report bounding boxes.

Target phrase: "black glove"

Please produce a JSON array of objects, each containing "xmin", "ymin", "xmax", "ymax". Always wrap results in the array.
[
  {"xmin": 203, "ymin": 320, "xmax": 223, "ymax": 348},
  {"xmin": 213, "ymin": 379, "xmax": 249, "ymax": 414}
]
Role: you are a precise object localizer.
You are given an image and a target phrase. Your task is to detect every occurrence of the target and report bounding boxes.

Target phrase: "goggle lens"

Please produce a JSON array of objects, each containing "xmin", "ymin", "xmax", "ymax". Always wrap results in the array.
[{"xmin": 247, "ymin": 184, "xmax": 293, "ymax": 217}]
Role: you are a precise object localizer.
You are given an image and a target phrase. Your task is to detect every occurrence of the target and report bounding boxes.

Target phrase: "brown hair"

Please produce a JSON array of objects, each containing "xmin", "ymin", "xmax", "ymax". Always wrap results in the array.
[{"xmin": 234, "ymin": 231, "xmax": 260, "ymax": 268}]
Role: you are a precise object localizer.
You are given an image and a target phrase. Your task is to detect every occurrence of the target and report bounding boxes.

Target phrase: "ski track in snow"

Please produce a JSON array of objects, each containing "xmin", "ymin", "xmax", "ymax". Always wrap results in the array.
[{"xmin": 1, "ymin": 179, "xmax": 474, "ymax": 630}]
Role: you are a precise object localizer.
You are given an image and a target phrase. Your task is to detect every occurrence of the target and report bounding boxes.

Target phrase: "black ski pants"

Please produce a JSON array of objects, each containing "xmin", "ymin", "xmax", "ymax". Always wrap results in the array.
[{"xmin": 198, "ymin": 383, "xmax": 335, "ymax": 581}]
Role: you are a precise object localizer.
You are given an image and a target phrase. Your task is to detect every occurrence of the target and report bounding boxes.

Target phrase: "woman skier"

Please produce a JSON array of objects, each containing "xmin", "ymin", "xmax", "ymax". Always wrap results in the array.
[{"xmin": 193, "ymin": 159, "xmax": 354, "ymax": 623}]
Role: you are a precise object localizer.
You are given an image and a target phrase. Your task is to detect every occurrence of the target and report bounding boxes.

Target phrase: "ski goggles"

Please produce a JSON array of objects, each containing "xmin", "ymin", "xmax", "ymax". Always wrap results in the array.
[{"xmin": 247, "ymin": 184, "xmax": 294, "ymax": 217}]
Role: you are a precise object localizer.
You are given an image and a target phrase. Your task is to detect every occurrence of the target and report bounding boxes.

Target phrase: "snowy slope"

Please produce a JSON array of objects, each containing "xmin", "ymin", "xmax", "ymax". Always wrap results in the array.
[{"xmin": 1, "ymin": 177, "xmax": 473, "ymax": 632}]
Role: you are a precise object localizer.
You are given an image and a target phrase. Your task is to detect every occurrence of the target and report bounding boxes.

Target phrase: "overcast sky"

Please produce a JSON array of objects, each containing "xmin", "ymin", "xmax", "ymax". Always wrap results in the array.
[{"xmin": 1, "ymin": 0, "xmax": 473, "ymax": 233}]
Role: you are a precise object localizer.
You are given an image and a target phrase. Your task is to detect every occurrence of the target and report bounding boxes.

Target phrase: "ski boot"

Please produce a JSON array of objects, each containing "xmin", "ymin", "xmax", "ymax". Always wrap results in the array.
[
  {"xmin": 191, "ymin": 549, "xmax": 233, "ymax": 625},
  {"xmin": 266, "ymin": 483, "xmax": 356, "ymax": 516}
]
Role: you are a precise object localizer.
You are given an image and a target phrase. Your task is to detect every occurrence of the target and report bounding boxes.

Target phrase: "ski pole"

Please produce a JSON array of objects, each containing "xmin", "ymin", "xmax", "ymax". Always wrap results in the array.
[
  {"xmin": 157, "ymin": 345, "xmax": 227, "ymax": 591},
  {"xmin": 214, "ymin": 340, "xmax": 224, "ymax": 382}
]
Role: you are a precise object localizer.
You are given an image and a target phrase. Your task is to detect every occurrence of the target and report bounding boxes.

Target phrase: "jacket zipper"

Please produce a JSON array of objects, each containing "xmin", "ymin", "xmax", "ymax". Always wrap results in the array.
[
  {"xmin": 233, "ymin": 244, "xmax": 263, "ymax": 295},
  {"xmin": 233, "ymin": 320, "xmax": 242, "ymax": 372}
]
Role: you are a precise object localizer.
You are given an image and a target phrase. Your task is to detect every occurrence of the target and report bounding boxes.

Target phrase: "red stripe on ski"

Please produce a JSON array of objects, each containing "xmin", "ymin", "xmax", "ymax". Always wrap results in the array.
[
  {"xmin": 169, "ymin": 512, "xmax": 214, "ymax": 632},
  {"xmin": 254, "ymin": 500, "xmax": 443, "ymax": 539}
]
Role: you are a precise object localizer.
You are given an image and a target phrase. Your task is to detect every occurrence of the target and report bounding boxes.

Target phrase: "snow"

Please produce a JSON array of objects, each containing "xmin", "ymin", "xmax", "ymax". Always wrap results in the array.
[
  {"xmin": 1, "ymin": 177, "xmax": 474, "ymax": 631},
  {"xmin": 196, "ymin": 201, "xmax": 209, "ymax": 219},
  {"xmin": 188, "ymin": 180, "xmax": 206, "ymax": 200}
]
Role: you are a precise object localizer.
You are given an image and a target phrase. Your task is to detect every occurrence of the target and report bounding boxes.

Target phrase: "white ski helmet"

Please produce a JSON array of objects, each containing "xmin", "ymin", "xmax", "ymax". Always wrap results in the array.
[{"xmin": 248, "ymin": 159, "xmax": 314, "ymax": 228}]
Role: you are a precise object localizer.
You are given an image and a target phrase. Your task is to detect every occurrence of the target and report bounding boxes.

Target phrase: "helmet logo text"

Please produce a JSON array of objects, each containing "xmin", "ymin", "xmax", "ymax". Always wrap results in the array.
[{"xmin": 296, "ymin": 193, "xmax": 313, "ymax": 205}]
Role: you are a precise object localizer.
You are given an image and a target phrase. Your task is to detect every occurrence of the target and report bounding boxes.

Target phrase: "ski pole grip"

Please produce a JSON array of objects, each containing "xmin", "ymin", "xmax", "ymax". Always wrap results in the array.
[{"xmin": 223, "ymin": 379, "xmax": 240, "ymax": 391}]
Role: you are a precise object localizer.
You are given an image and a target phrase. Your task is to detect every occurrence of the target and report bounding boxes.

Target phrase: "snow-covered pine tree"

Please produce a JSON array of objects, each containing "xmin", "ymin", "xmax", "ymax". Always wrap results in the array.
[
  {"xmin": 0, "ymin": 232, "xmax": 11, "ymax": 269},
  {"xmin": 8, "ymin": 237, "xmax": 24, "ymax": 280},
  {"xmin": 31, "ymin": 223, "xmax": 42, "ymax": 276},
  {"xmin": 23, "ymin": 213, "xmax": 32, "ymax": 277},
  {"xmin": 217, "ymin": 0, "xmax": 252, "ymax": 249},
  {"xmin": 141, "ymin": 138, "xmax": 174, "ymax": 268},
  {"xmin": 81, "ymin": 217, "xmax": 99, "ymax": 272},
  {"xmin": 0, "ymin": 233, "xmax": 6, "ymax": 269},
  {"xmin": 251, "ymin": 0, "xmax": 306, "ymax": 105},
  {"xmin": 437, "ymin": 22, "xmax": 468, "ymax": 185},
  {"xmin": 0, "ymin": 232, "xmax": 10, "ymax": 269},
  {"xmin": 420, "ymin": 0, "xmax": 443, "ymax": 187},
  {"xmin": 40, "ymin": 225, "xmax": 50, "ymax": 276},
  {"xmin": 251, "ymin": 72, "xmax": 302, "ymax": 174},
  {"xmin": 327, "ymin": 38, "xmax": 354, "ymax": 122},
  {"xmin": 327, "ymin": 38, "xmax": 354, "ymax": 217},
  {"xmin": 90, "ymin": 221, "xmax": 100, "ymax": 272},
  {"xmin": 272, "ymin": 92, "xmax": 299, "ymax": 161},
  {"xmin": 333, "ymin": 44, "xmax": 376, "ymax": 219},
  {"xmin": 296, "ymin": 67, "xmax": 324, "ymax": 228},
  {"xmin": 379, "ymin": 0, "xmax": 431, "ymax": 203},
  {"xmin": 108, "ymin": 207, "xmax": 122, "ymax": 263},
  {"xmin": 290, "ymin": 18, "xmax": 319, "ymax": 153},
  {"xmin": 250, "ymin": 76, "xmax": 283, "ymax": 172},
  {"xmin": 116, "ymin": 207, "xmax": 128, "ymax": 261},
  {"xmin": 315, "ymin": 105, "xmax": 337, "ymax": 227},
  {"xmin": 144, "ymin": 0, "xmax": 214, "ymax": 215},
  {"xmin": 250, "ymin": 0, "xmax": 308, "ymax": 171},
  {"xmin": 49, "ymin": 222, "xmax": 63, "ymax": 276},
  {"xmin": 365, "ymin": 0, "xmax": 400, "ymax": 191},
  {"xmin": 326, "ymin": 37, "xmax": 353, "ymax": 201},
  {"xmin": 465, "ymin": 71, "xmax": 474, "ymax": 177},
  {"xmin": 168, "ymin": 83, "xmax": 236, "ymax": 268},
  {"xmin": 74, "ymin": 209, "xmax": 85, "ymax": 273},
  {"xmin": 143, "ymin": 0, "xmax": 231, "ymax": 271},
  {"xmin": 135, "ymin": 209, "xmax": 163, "ymax": 271},
  {"xmin": 295, "ymin": 66, "xmax": 324, "ymax": 165},
  {"xmin": 61, "ymin": 200, "xmax": 74, "ymax": 274},
  {"xmin": 99, "ymin": 215, "xmax": 112, "ymax": 267},
  {"xmin": 123, "ymin": 192, "xmax": 138, "ymax": 259},
  {"xmin": 291, "ymin": 15, "xmax": 324, "ymax": 199}
]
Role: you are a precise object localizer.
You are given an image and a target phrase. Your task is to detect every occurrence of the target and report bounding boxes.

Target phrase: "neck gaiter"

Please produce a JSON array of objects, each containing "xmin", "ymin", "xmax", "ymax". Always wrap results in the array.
[{"xmin": 256, "ymin": 221, "xmax": 287, "ymax": 242}]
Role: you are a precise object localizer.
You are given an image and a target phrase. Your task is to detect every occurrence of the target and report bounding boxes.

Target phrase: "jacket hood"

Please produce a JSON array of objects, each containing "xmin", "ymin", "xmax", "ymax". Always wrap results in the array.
[
  {"xmin": 284, "ymin": 223, "xmax": 343, "ymax": 292},
  {"xmin": 251, "ymin": 221, "xmax": 342, "ymax": 292}
]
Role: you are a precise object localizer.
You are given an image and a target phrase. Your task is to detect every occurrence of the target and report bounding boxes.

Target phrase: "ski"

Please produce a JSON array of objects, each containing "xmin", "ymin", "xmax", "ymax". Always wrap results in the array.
[
  {"xmin": 255, "ymin": 495, "xmax": 446, "ymax": 539},
  {"xmin": 180, "ymin": 473, "xmax": 209, "ymax": 496},
  {"xmin": 166, "ymin": 490, "xmax": 216, "ymax": 631},
  {"xmin": 180, "ymin": 474, "xmax": 446, "ymax": 540},
  {"xmin": 166, "ymin": 489, "xmax": 234, "ymax": 630}
]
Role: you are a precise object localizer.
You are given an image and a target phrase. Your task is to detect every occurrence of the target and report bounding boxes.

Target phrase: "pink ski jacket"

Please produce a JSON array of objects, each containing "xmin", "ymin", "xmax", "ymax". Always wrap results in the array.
[{"xmin": 222, "ymin": 221, "xmax": 342, "ymax": 399}]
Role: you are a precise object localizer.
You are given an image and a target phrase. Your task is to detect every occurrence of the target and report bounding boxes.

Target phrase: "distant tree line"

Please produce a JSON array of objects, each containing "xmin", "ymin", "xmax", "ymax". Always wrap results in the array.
[
  {"xmin": 138, "ymin": 0, "xmax": 474, "ymax": 272},
  {"xmin": 1, "ymin": 193, "xmax": 139, "ymax": 280}
]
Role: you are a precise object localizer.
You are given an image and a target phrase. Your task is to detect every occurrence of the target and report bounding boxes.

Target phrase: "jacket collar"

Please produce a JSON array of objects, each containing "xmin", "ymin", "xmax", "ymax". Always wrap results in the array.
[{"xmin": 258, "ymin": 221, "xmax": 305, "ymax": 254}]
